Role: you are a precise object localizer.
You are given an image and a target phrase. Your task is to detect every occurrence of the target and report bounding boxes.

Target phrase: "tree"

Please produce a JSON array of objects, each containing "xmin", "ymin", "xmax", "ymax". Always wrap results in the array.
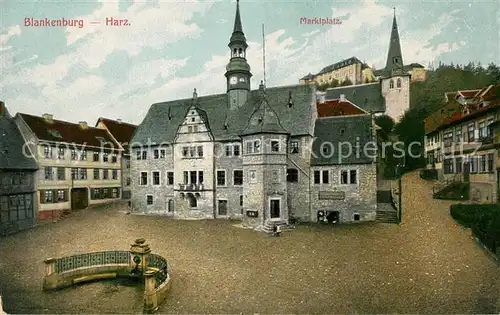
[
  {"xmin": 374, "ymin": 115, "xmax": 395, "ymax": 141},
  {"xmin": 340, "ymin": 77, "xmax": 353, "ymax": 86}
]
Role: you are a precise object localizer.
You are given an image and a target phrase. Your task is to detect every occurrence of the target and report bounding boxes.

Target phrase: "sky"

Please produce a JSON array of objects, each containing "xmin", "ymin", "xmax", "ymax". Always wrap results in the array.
[{"xmin": 1, "ymin": 0, "xmax": 499, "ymax": 126}]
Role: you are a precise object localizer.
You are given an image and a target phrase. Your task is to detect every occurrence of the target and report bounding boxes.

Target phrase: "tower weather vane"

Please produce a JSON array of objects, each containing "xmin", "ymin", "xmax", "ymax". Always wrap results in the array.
[{"xmin": 262, "ymin": 23, "xmax": 266, "ymax": 89}]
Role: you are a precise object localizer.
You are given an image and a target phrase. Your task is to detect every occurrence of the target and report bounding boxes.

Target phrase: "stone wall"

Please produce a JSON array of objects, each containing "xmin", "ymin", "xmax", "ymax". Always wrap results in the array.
[
  {"xmin": 310, "ymin": 163, "xmax": 377, "ymax": 223},
  {"xmin": 287, "ymin": 136, "xmax": 314, "ymax": 221}
]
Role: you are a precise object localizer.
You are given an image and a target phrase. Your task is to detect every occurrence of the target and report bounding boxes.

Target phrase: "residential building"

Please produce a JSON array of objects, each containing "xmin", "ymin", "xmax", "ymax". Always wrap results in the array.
[
  {"xmin": 15, "ymin": 113, "xmax": 123, "ymax": 221},
  {"xmin": 129, "ymin": 0, "xmax": 379, "ymax": 229},
  {"xmin": 95, "ymin": 118, "xmax": 137, "ymax": 203},
  {"xmin": 299, "ymin": 57, "xmax": 375, "ymax": 86},
  {"xmin": 0, "ymin": 101, "xmax": 38, "ymax": 235},
  {"xmin": 424, "ymin": 84, "xmax": 500, "ymax": 203}
]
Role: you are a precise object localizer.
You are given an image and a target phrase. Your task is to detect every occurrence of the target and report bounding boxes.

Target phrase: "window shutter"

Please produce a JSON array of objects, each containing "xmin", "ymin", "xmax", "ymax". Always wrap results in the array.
[{"xmin": 39, "ymin": 190, "xmax": 44, "ymax": 203}]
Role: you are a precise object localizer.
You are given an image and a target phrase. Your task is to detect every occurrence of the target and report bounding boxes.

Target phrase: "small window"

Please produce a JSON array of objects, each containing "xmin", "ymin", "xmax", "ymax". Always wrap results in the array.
[
  {"xmin": 93, "ymin": 169, "xmax": 99, "ymax": 180},
  {"xmin": 153, "ymin": 171, "xmax": 160, "ymax": 185},
  {"xmin": 160, "ymin": 149, "xmax": 166, "ymax": 158},
  {"xmin": 217, "ymin": 170, "xmax": 226, "ymax": 186},
  {"xmin": 341, "ymin": 170, "xmax": 348, "ymax": 184},
  {"xmin": 103, "ymin": 153, "xmax": 109, "ymax": 162},
  {"xmin": 154, "ymin": 149, "xmax": 159, "ymax": 159},
  {"xmin": 240, "ymin": 195, "xmax": 243, "ymax": 207},
  {"xmin": 271, "ymin": 140, "xmax": 279, "ymax": 152},
  {"xmin": 290, "ymin": 141, "xmax": 299, "ymax": 154},
  {"xmin": 233, "ymin": 145, "xmax": 240, "ymax": 156},
  {"xmin": 197, "ymin": 146, "xmax": 203, "ymax": 157},
  {"xmin": 191, "ymin": 117, "xmax": 195, "ymax": 122},
  {"xmin": 102, "ymin": 169, "xmax": 109, "ymax": 180},
  {"xmin": 146, "ymin": 195, "xmax": 153, "ymax": 205},
  {"xmin": 287, "ymin": 169, "xmax": 298, "ymax": 183},
  {"xmin": 167, "ymin": 172, "xmax": 174, "ymax": 185},
  {"xmin": 353, "ymin": 213, "xmax": 360, "ymax": 221},
  {"xmin": 340, "ymin": 129, "xmax": 345, "ymax": 135},
  {"xmin": 188, "ymin": 194, "xmax": 197, "ymax": 207},
  {"xmin": 140, "ymin": 172, "xmax": 148, "ymax": 185},
  {"xmin": 188, "ymin": 126, "xmax": 193, "ymax": 133},
  {"xmin": 350, "ymin": 170, "xmax": 357, "ymax": 184},
  {"xmin": 313, "ymin": 170, "xmax": 320, "ymax": 184},
  {"xmin": 396, "ymin": 78, "xmax": 402, "ymax": 88},
  {"xmin": 272, "ymin": 170, "xmax": 280, "ymax": 183},
  {"xmin": 389, "ymin": 79, "xmax": 394, "ymax": 89},
  {"xmin": 193, "ymin": 125, "xmax": 198, "ymax": 132},
  {"xmin": 233, "ymin": 170, "xmax": 243, "ymax": 186},
  {"xmin": 322, "ymin": 170, "xmax": 329, "ymax": 184},
  {"xmin": 112, "ymin": 169, "xmax": 118, "ymax": 180},
  {"xmin": 94, "ymin": 151, "xmax": 100, "ymax": 161},
  {"xmin": 126, "ymin": 177, "xmax": 131, "ymax": 186}
]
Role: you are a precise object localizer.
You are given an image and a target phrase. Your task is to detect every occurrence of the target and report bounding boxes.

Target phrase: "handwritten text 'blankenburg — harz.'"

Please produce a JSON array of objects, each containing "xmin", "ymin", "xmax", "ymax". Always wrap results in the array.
[{"xmin": 24, "ymin": 17, "xmax": 131, "ymax": 28}]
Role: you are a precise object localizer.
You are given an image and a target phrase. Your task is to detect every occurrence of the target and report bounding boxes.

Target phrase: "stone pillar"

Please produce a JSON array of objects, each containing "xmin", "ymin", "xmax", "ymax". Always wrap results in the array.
[
  {"xmin": 44, "ymin": 258, "xmax": 56, "ymax": 276},
  {"xmin": 143, "ymin": 270, "xmax": 158, "ymax": 313},
  {"xmin": 130, "ymin": 238, "xmax": 151, "ymax": 275}
]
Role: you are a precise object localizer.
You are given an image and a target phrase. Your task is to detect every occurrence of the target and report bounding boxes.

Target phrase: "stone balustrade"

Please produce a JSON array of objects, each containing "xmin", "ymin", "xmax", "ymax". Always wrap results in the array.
[{"xmin": 42, "ymin": 239, "xmax": 171, "ymax": 313}]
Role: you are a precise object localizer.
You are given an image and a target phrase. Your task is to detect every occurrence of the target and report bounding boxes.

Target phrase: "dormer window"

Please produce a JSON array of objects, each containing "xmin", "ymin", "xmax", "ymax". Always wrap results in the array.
[
  {"xmin": 48, "ymin": 129, "xmax": 62, "ymax": 138},
  {"xmin": 191, "ymin": 117, "xmax": 195, "ymax": 122}
]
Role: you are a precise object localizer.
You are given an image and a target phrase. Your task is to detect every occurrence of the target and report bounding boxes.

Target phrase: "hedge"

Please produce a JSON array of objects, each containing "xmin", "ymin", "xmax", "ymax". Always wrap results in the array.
[
  {"xmin": 420, "ymin": 169, "xmax": 438, "ymax": 180},
  {"xmin": 450, "ymin": 204, "xmax": 500, "ymax": 253}
]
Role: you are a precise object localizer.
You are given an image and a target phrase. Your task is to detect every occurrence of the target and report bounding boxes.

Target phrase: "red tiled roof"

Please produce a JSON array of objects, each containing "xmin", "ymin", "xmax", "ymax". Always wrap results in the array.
[
  {"xmin": 18, "ymin": 113, "xmax": 121, "ymax": 150},
  {"xmin": 96, "ymin": 117, "xmax": 137, "ymax": 152},
  {"xmin": 458, "ymin": 89, "xmax": 480, "ymax": 98},
  {"xmin": 317, "ymin": 99, "xmax": 367, "ymax": 118}
]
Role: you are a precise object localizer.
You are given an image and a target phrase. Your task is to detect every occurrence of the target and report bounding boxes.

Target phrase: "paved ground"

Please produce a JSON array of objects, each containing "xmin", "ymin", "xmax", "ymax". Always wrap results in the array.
[{"xmin": 0, "ymin": 171, "xmax": 499, "ymax": 314}]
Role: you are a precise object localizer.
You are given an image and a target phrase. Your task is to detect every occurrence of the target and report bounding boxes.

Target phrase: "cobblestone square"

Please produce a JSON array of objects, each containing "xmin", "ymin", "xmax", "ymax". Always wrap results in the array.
[{"xmin": 0, "ymin": 172, "xmax": 498, "ymax": 313}]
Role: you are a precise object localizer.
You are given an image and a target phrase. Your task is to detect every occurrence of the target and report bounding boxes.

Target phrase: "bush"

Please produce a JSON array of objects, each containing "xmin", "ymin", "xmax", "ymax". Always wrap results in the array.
[
  {"xmin": 420, "ymin": 169, "xmax": 438, "ymax": 180},
  {"xmin": 450, "ymin": 204, "xmax": 500, "ymax": 253}
]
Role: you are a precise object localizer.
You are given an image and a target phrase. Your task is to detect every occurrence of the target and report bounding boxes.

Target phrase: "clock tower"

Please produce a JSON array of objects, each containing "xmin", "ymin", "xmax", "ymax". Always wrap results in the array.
[{"xmin": 225, "ymin": 0, "xmax": 252, "ymax": 109}]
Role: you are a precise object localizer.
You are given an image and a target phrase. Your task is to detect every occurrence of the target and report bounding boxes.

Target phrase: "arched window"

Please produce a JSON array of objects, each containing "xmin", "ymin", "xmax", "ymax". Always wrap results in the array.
[
  {"xmin": 233, "ymin": 48, "xmax": 237, "ymax": 57},
  {"xmin": 389, "ymin": 79, "xmax": 394, "ymax": 89},
  {"xmin": 187, "ymin": 194, "xmax": 197, "ymax": 208},
  {"xmin": 396, "ymin": 78, "xmax": 402, "ymax": 88},
  {"xmin": 238, "ymin": 48, "xmax": 242, "ymax": 56}
]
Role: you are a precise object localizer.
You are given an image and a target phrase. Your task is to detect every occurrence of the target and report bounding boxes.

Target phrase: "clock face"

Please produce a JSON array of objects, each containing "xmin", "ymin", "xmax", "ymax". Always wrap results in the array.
[{"xmin": 230, "ymin": 76, "xmax": 237, "ymax": 85}]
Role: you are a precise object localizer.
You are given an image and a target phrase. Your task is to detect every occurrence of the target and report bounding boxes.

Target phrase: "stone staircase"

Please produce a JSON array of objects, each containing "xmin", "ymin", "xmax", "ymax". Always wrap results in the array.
[
  {"xmin": 376, "ymin": 203, "xmax": 399, "ymax": 224},
  {"xmin": 375, "ymin": 210, "xmax": 399, "ymax": 224},
  {"xmin": 262, "ymin": 219, "xmax": 291, "ymax": 234}
]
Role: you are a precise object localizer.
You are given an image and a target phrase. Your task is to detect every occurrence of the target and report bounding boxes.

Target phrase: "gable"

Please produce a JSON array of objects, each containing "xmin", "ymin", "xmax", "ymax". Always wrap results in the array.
[{"xmin": 174, "ymin": 106, "xmax": 213, "ymax": 143}]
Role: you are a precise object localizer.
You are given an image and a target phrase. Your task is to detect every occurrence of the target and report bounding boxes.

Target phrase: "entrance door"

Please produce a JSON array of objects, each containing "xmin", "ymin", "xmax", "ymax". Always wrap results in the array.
[
  {"xmin": 71, "ymin": 188, "xmax": 88, "ymax": 210},
  {"xmin": 217, "ymin": 200, "xmax": 227, "ymax": 216},
  {"xmin": 270, "ymin": 199, "xmax": 280, "ymax": 219},
  {"xmin": 167, "ymin": 199, "xmax": 174, "ymax": 213},
  {"xmin": 463, "ymin": 162, "xmax": 470, "ymax": 182}
]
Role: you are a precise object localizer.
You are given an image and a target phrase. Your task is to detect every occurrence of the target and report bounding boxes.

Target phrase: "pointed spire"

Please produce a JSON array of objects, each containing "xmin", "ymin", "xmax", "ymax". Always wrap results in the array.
[
  {"xmin": 233, "ymin": 0, "xmax": 243, "ymax": 33},
  {"xmin": 229, "ymin": 0, "xmax": 247, "ymax": 48},
  {"xmin": 385, "ymin": 7, "xmax": 404, "ymax": 74}
]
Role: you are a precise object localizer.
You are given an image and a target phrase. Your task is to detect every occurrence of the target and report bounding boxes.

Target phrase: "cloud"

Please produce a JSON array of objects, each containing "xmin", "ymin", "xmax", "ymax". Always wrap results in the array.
[
  {"xmin": 65, "ymin": 0, "xmax": 214, "ymax": 69},
  {"xmin": 0, "ymin": 25, "xmax": 21, "ymax": 47},
  {"xmin": 1, "ymin": 0, "xmax": 472, "ymax": 126}
]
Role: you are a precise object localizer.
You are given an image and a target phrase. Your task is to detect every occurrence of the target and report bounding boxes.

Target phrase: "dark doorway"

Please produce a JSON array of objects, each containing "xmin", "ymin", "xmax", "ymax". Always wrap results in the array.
[
  {"xmin": 463, "ymin": 162, "xmax": 470, "ymax": 182},
  {"xmin": 71, "ymin": 188, "xmax": 88, "ymax": 210},
  {"xmin": 270, "ymin": 199, "xmax": 280, "ymax": 219},
  {"xmin": 217, "ymin": 200, "xmax": 227, "ymax": 216},
  {"xmin": 326, "ymin": 211, "xmax": 339, "ymax": 224}
]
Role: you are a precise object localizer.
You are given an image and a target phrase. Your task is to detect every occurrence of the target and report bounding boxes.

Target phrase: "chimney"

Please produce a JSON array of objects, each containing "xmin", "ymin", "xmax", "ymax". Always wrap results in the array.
[
  {"xmin": 340, "ymin": 94, "xmax": 345, "ymax": 101},
  {"xmin": 116, "ymin": 119, "xmax": 122, "ymax": 123},
  {"xmin": 79, "ymin": 121, "xmax": 88, "ymax": 129},
  {"xmin": 42, "ymin": 113, "xmax": 53, "ymax": 123}
]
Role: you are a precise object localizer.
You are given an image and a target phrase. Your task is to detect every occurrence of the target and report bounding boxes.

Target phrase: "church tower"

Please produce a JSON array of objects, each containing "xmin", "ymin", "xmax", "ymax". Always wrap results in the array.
[
  {"xmin": 225, "ymin": 0, "xmax": 252, "ymax": 109},
  {"xmin": 381, "ymin": 8, "xmax": 410, "ymax": 121}
]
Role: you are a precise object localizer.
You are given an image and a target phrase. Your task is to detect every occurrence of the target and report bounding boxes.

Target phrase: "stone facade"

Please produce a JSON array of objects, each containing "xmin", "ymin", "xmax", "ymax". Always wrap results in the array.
[{"xmin": 310, "ymin": 164, "xmax": 377, "ymax": 223}]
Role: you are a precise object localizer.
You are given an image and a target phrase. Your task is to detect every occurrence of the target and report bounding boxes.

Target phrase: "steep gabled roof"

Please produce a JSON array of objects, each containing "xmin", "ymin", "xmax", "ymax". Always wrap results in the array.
[
  {"xmin": 0, "ymin": 102, "xmax": 37, "ymax": 170},
  {"xmin": 241, "ymin": 93, "xmax": 288, "ymax": 136},
  {"xmin": 131, "ymin": 84, "xmax": 315, "ymax": 146},
  {"xmin": 317, "ymin": 99, "xmax": 368, "ymax": 117},
  {"xmin": 325, "ymin": 82, "xmax": 385, "ymax": 113},
  {"xmin": 311, "ymin": 114, "xmax": 374, "ymax": 165},
  {"xmin": 96, "ymin": 117, "xmax": 137, "ymax": 152},
  {"xmin": 18, "ymin": 113, "xmax": 121, "ymax": 149}
]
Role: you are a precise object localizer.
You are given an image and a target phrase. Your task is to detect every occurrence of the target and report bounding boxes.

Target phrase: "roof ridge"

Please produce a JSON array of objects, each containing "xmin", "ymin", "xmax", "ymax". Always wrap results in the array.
[
  {"xmin": 100, "ymin": 117, "xmax": 138, "ymax": 127},
  {"xmin": 19, "ymin": 113, "xmax": 109, "ymax": 130}
]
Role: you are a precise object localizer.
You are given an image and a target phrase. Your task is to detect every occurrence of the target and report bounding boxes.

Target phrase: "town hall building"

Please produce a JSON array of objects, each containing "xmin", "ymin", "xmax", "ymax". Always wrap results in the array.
[{"xmin": 130, "ymin": 0, "xmax": 379, "ymax": 229}]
